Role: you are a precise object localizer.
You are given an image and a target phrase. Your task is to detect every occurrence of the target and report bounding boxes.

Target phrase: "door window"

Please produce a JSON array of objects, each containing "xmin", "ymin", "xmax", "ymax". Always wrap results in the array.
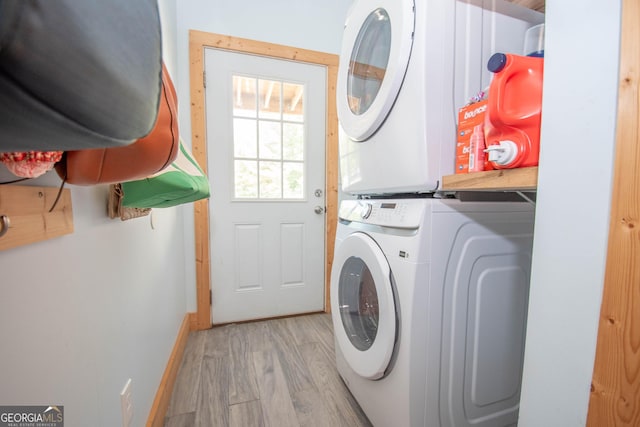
[
  {"xmin": 232, "ymin": 75, "xmax": 305, "ymax": 200},
  {"xmin": 347, "ymin": 8, "xmax": 391, "ymax": 116},
  {"xmin": 338, "ymin": 256, "xmax": 380, "ymax": 351}
]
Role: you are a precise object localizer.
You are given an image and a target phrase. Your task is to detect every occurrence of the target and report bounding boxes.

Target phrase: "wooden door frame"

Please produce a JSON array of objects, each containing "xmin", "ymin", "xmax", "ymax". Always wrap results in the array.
[
  {"xmin": 189, "ymin": 30, "xmax": 339, "ymax": 330},
  {"xmin": 587, "ymin": 0, "xmax": 640, "ymax": 424}
]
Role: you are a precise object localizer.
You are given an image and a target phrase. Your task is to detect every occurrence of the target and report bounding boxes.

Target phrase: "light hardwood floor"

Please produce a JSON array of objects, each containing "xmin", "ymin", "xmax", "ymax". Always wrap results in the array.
[{"xmin": 164, "ymin": 313, "xmax": 372, "ymax": 427}]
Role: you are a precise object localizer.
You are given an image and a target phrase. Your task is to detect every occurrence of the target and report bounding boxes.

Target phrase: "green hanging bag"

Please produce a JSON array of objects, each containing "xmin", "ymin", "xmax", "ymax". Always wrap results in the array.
[{"xmin": 121, "ymin": 140, "xmax": 210, "ymax": 208}]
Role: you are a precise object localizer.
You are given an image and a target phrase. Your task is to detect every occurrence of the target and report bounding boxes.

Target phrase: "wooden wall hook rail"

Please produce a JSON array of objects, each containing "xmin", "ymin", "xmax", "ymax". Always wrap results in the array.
[{"xmin": 0, "ymin": 185, "xmax": 73, "ymax": 251}]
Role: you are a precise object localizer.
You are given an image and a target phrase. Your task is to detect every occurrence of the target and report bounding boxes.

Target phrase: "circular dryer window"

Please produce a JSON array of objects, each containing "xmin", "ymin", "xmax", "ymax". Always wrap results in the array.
[
  {"xmin": 330, "ymin": 232, "xmax": 397, "ymax": 380},
  {"xmin": 338, "ymin": 256, "xmax": 380, "ymax": 351},
  {"xmin": 337, "ymin": 0, "xmax": 415, "ymax": 141},
  {"xmin": 347, "ymin": 8, "xmax": 391, "ymax": 116}
]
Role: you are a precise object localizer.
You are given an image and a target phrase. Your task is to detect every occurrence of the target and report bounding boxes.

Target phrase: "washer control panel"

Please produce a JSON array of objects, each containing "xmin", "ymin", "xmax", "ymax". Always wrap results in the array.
[{"xmin": 339, "ymin": 199, "xmax": 424, "ymax": 229}]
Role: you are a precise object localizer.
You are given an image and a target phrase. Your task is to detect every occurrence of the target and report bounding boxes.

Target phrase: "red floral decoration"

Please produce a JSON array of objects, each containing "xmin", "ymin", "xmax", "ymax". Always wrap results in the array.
[{"xmin": 0, "ymin": 150, "xmax": 64, "ymax": 178}]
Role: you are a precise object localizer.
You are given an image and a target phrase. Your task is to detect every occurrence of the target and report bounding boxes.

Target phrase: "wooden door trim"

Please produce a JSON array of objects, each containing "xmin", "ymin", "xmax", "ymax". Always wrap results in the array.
[
  {"xmin": 189, "ymin": 30, "xmax": 339, "ymax": 330},
  {"xmin": 587, "ymin": 0, "xmax": 640, "ymax": 424}
]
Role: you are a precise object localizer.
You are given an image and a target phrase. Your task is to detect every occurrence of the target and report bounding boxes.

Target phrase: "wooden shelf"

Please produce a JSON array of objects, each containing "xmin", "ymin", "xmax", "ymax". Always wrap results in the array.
[
  {"xmin": 442, "ymin": 166, "xmax": 538, "ymax": 191},
  {"xmin": 0, "ymin": 185, "xmax": 74, "ymax": 251}
]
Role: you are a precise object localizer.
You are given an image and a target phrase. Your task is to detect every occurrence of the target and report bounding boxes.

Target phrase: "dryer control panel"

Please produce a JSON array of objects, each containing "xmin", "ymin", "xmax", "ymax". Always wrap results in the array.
[{"xmin": 338, "ymin": 199, "xmax": 425, "ymax": 229}]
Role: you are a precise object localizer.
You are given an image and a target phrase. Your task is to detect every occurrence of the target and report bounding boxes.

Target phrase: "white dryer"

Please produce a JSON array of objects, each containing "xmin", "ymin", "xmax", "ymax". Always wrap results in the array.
[
  {"xmin": 337, "ymin": 0, "xmax": 544, "ymax": 195},
  {"xmin": 330, "ymin": 198, "xmax": 535, "ymax": 426}
]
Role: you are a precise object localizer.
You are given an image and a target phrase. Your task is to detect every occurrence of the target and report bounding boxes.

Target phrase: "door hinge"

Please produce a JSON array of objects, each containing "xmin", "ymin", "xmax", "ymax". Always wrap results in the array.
[
  {"xmin": 209, "ymin": 289, "xmax": 212, "ymax": 305},
  {"xmin": 203, "ymin": 70, "xmax": 207, "ymax": 88}
]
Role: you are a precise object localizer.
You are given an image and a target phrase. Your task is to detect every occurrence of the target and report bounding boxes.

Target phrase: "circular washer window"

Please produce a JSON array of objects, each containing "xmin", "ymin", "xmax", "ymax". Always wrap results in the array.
[
  {"xmin": 330, "ymin": 232, "xmax": 397, "ymax": 379},
  {"xmin": 338, "ymin": 256, "xmax": 381, "ymax": 351}
]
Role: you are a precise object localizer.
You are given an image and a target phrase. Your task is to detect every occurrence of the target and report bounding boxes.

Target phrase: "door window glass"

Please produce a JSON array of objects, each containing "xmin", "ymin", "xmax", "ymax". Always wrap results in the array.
[
  {"xmin": 338, "ymin": 256, "xmax": 380, "ymax": 351},
  {"xmin": 347, "ymin": 8, "xmax": 391, "ymax": 115},
  {"xmin": 232, "ymin": 75, "xmax": 305, "ymax": 199}
]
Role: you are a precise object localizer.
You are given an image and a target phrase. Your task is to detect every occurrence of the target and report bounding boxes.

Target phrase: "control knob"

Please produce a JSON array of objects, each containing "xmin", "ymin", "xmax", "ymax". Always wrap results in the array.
[{"xmin": 360, "ymin": 203, "xmax": 373, "ymax": 219}]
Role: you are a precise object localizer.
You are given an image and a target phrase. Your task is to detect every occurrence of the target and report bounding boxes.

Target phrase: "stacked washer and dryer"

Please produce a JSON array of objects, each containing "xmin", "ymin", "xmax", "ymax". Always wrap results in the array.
[{"xmin": 329, "ymin": 1, "xmax": 544, "ymax": 426}]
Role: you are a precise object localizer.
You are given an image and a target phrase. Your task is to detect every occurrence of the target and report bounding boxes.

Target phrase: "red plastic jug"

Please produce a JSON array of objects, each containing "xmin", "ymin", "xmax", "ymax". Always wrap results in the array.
[{"xmin": 484, "ymin": 53, "xmax": 544, "ymax": 169}]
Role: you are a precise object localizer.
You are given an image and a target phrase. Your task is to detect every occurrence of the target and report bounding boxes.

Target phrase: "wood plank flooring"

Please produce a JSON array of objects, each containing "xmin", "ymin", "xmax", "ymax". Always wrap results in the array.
[{"xmin": 164, "ymin": 313, "xmax": 372, "ymax": 427}]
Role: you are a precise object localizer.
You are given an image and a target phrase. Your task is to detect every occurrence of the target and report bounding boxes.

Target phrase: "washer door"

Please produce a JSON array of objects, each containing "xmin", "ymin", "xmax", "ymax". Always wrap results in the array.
[
  {"xmin": 337, "ymin": 0, "xmax": 415, "ymax": 142},
  {"xmin": 331, "ymin": 232, "xmax": 397, "ymax": 380}
]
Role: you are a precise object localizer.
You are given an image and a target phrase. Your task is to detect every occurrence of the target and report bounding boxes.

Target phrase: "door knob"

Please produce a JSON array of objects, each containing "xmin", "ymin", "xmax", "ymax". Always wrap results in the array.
[{"xmin": 314, "ymin": 206, "xmax": 325, "ymax": 214}]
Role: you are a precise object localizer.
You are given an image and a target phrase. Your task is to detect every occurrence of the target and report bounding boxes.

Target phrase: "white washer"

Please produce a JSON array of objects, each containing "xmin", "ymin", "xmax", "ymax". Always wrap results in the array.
[
  {"xmin": 337, "ymin": 0, "xmax": 544, "ymax": 195},
  {"xmin": 330, "ymin": 198, "xmax": 535, "ymax": 426}
]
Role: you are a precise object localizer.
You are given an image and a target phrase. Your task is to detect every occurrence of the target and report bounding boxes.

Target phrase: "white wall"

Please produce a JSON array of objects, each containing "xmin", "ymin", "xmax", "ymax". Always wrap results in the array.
[
  {"xmin": 519, "ymin": 1, "xmax": 621, "ymax": 425},
  {"xmin": 174, "ymin": 0, "xmax": 352, "ymax": 311},
  {"xmin": 0, "ymin": 1, "xmax": 184, "ymax": 426},
  {"xmin": 161, "ymin": 0, "xmax": 178, "ymax": 77}
]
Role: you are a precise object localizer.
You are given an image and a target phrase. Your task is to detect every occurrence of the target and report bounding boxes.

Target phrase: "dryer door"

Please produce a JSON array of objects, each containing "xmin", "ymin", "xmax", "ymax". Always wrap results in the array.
[
  {"xmin": 337, "ymin": 0, "xmax": 415, "ymax": 141},
  {"xmin": 330, "ymin": 232, "xmax": 397, "ymax": 380}
]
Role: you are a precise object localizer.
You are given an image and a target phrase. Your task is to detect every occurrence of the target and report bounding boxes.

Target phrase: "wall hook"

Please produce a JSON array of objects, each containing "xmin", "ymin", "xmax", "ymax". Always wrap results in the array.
[{"xmin": 0, "ymin": 215, "xmax": 10, "ymax": 238}]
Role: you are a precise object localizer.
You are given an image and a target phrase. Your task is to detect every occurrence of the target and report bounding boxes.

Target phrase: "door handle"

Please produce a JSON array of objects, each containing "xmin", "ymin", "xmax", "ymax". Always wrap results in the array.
[{"xmin": 314, "ymin": 206, "xmax": 325, "ymax": 214}]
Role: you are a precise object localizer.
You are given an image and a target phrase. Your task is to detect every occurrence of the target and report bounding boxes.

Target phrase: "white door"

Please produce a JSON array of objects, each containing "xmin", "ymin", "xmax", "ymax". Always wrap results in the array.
[{"xmin": 205, "ymin": 47, "xmax": 327, "ymax": 325}]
